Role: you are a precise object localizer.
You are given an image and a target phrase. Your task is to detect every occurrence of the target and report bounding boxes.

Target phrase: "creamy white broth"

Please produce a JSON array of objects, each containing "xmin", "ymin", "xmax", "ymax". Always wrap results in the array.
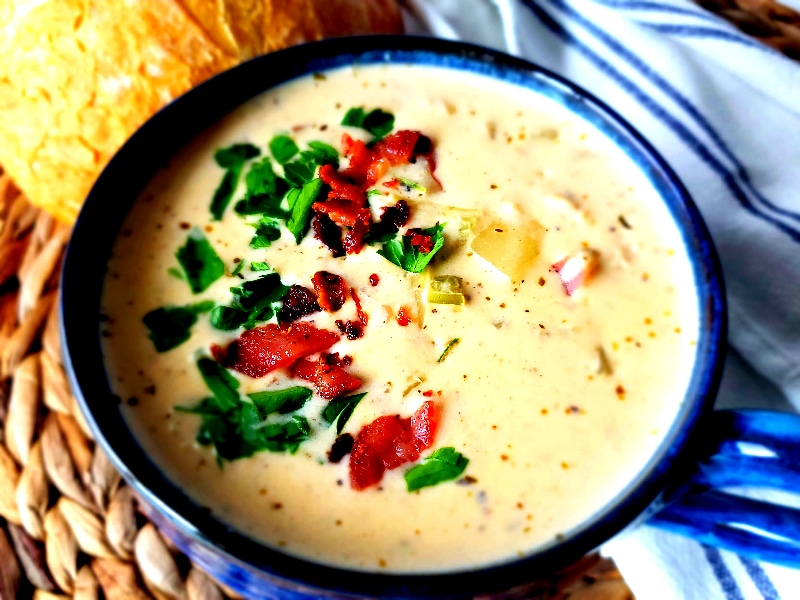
[{"xmin": 101, "ymin": 64, "xmax": 699, "ymax": 573}]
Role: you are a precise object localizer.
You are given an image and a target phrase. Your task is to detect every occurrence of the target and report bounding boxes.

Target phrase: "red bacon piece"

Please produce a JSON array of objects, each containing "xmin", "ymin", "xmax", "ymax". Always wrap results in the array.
[
  {"xmin": 350, "ymin": 401, "xmax": 437, "ymax": 490},
  {"xmin": 219, "ymin": 323, "xmax": 339, "ymax": 378},
  {"xmin": 312, "ymin": 199, "xmax": 371, "ymax": 229},
  {"xmin": 341, "ymin": 131, "xmax": 431, "ymax": 188},
  {"xmin": 312, "ymin": 214, "xmax": 344, "ymax": 258},
  {"xmin": 318, "ymin": 164, "xmax": 365, "ymax": 204},
  {"xmin": 292, "ymin": 357, "xmax": 362, "ymax": 400},
  {"xmin": 405, "ymin": 229, "xmax": 434, "ymax": 253},
  {"xmin": 342, "ymin": 217, "xmax": 369, "ymax": 255},
  {"xmin": 311, "ymin": 271, "xmax": 347, "ymax": 312}
]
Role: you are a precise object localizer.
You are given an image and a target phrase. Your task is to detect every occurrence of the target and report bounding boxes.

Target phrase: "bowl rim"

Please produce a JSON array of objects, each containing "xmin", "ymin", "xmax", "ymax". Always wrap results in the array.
[{"xmin": 61, "ymin": 35, "xmax": 727, "ymax": 598}]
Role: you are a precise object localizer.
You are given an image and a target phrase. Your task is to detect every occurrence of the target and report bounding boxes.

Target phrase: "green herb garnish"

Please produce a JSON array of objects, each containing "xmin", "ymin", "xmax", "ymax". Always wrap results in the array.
[
  {"xmin": 341, "ymin": 107, "xmax": 395, "ymax": 140},
  {"xmin": 250, "ymin": 261, "xmax": 272, "ymax": 272},
  {"xmin": 395, "ymin": 177, "xmax": 425, "ymax": 192},
  {"xmin": 176, "ymin": 228, "xmax": 225, "ymax": 293},
  {"xmin": 283, "ymin": 161, "xmax": 316, "ymax": 188},
  {"xmin": 437, "ymin": 338, "xmax": 460, "ymax": 363},
  {"xmin": 321, "ymin": 393, "xmax": 367, "ymax": 435},
  {"xmin": 167, "ymin": 267, "xmax": 184, "ymax": 280},
  {"xmin": 249, "ymin": 216, "xmax": 282, "ymax": 249},
  {"xmin": 234, "ymin": 158, "xmax": 288, "ymax": 217},
  {"xmin": 304, "ymin": 141, "xmax": 339, "ymax": 167},
  {"xmin": 249, "ymin": 387, "xmax": 312, "ymax": 415},
  {"xmin": 210, "ymin": 272, "xmax": 289, "ymax": 330},
  {"xmin": 210, "ymin": 143, "xmax": 261, "ymax": 220},
  {"xmin": 269, "ymin": 135, "xmax": 299, "ymax": 165},
  {"xmin": 231, "ymin": 260, "xmax": 245, "ymax": 277},
  {"xmin": 404, "ymin": 447, "xmax": 469, "ymax": 492},
  {"xmin": 286, "ymin": 178, "xmax": 323, "ymax": 243},
  {"xmin": 378, "ymin": 223, "xmax": 446, "ymax": 273},
  {"xmin": 177, "ymin": 360, "xmax": 311, "ymax": 463},
  {"xmin": 142, "ymin": 301, "xmax": 214, "ymax": 352}
]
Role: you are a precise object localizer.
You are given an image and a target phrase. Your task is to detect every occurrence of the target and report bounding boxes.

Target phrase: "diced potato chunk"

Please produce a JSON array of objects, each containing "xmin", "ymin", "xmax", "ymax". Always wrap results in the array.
[{"xmin": 471, "ymin": 219, "xmax": 545, "ymax": 281}]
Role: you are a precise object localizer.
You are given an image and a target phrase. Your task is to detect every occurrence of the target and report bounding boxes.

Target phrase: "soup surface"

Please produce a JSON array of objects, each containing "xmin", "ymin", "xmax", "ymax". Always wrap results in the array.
[{"xmin": 101, "ymin": 64, "xmax": 699, "ymax": 573}]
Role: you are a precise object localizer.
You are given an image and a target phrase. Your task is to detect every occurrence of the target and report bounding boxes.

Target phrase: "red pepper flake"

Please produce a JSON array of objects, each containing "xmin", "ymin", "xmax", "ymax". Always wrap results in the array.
[
  {"xmin": 396, "ymin": 307, "xmax": 412, "ymax": 326},
  {"xmin": 615, "ymin": 384, "xmax": 626, "ymax": 400},
  {"xmin": 324, "ymin": 352, "xmax": 353, "ymax": 367},
  {"xmin": 369, "ymin": 274, "xmax": 380, "ymax": 286},
  {"xmin": 422, "ymin": 390, "xmax": 434, "ymax": 397},
  {"xmin": 350, "ymin": 288, "xmax": 368, "ymax": 326},
  {"xmin": 312, "ymin": 271, "xmax": 347, "ymax": 312},
  {"xmin": 383, "ymin": 178, "xmax": 400, "ymax": 189}
]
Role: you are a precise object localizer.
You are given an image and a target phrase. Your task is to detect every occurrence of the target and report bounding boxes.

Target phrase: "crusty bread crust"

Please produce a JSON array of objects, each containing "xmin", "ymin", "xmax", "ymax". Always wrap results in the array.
[{"xmin": 0, "ymin": 0, "xmax": 403, "ymax": 223}]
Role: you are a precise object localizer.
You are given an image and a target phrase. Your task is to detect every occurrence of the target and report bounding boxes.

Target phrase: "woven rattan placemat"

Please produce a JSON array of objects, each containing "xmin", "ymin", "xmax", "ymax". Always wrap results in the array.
[{"xmin": 1, "ymin": 3, "xmax": 798, "ymax": 597}]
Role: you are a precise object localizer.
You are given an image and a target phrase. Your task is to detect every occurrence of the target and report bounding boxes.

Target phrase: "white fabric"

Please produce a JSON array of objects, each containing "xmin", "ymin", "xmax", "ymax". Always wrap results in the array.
[{"xmin": 403, "ymin": 0, "xmax": 800, "ymax": 597}]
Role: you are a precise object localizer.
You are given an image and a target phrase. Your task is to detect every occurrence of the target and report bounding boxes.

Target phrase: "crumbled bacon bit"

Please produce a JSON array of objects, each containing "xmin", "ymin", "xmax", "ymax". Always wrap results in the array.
[
  {"xmin": 318, "ymin": 164, "xmax": 366, "ymax": 204},
  {"xmin": 396, "ymin": 307, "xmax": 412, "ymax": 326},
  {"xmin": 328, "ymin": 434, "xmax": 355, "ymax": 463},
  {"xmin": 350, "ymin": 288, "xmax": 368, "ymax": 326},
  {"xmin": 324, "ymin": 352, "xmax": 353, "ymax": 367},
  {"xmin": 335, "ymin": 319, "xmax": 364, "ymax": 340},
  {"xmin": 312, "ymin": 199, "xmax": 371, "ymax": 228},
  {"xmin": 369, "ymin": 274, "xmax": 380, "ymax": 287},
  {"xmin": 278, "ymin": 285, "xmax": 320, "ymax": 323},
  {"xmin": 292, "ymin": 356, "xmax": 362, "ymax": 399},
  {"xmin": 312, "ymin": 271, "xmax": 347, "ymax": 312},
  {"xmin": 342, "ymin": 217, "xmax": 369, "ymax": 255},
  {"xmin": 405, "ymin": 228, "xmax": 434, "ymax": 253},
  {"xmin": 381, "ymin": 200, "xmax": 410, "ymax": 228},
  {"xmin": 312, "ymin": 214, "xmax": 344, "ymax": 257}
]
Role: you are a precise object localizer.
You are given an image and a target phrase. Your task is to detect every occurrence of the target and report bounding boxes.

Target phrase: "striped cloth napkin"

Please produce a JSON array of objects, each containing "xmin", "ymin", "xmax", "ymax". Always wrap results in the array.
[{"xmin": 404, "ymin": 0, "xmax": 800, "ymax": 598}]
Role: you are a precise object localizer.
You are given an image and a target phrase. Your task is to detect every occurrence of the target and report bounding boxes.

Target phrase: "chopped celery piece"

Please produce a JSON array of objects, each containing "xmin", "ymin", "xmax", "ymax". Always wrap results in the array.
[{"xmin": 427, "ymin": 275, "xmax": 465, "ymax": 306}]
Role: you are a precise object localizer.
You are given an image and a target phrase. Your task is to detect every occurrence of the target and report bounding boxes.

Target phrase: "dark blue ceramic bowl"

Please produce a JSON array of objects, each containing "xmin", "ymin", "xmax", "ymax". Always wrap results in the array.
[{"xmin": 61, "ymin": 36, "xmax": 737, "ymax": 599}]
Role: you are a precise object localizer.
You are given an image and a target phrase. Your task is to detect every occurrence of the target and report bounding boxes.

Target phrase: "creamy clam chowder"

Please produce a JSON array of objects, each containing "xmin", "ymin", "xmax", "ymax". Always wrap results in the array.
[{"xmin": 101, "ymin": 64, "xmax": 699, "ymax": 573}]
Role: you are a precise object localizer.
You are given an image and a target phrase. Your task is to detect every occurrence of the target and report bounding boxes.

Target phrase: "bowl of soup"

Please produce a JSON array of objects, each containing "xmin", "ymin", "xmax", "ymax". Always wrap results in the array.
[{"xmin": 61, "ymin": 36, "xmax": 726, "ymax": 598}]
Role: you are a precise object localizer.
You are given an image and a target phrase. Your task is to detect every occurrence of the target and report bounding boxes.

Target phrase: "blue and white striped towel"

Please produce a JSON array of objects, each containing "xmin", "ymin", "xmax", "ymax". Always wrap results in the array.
[{"xmin": 405, "ymin": 0, "xmax": 800, "ymax": 597}]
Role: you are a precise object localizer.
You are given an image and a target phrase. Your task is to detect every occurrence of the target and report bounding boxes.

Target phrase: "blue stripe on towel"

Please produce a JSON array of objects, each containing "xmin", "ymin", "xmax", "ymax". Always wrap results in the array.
[
  {"xmin": 520, "ymin": 0, "xmax": 800, "ymax": 241},
  {"xmin": 589, "ymin": 0, "xmax": 721, "ymax": 23},
  {"xmin": 703, "ymin": 544, "xmax": 746, "ymax": 600},
  {"xmin": 543, "ymin": 0, "xmax": 800, "ymax": 226},
  {"xmin": 640, "ymin": 23, "xmax": 774, "ymax": 53},
  {"xmin": 739, "ymin": 556, "xmax": 781, "ymax": 600}
]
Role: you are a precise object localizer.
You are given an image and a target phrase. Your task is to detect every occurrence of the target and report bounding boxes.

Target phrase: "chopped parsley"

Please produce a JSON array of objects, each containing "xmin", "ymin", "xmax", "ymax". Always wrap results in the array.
[
  {"xmin": 404, "ymin": 447, "xmax": 469, "ymax": 492},
  {"xmin": 341, "ymin": 107, "xmax": 395, "ymax": 140},
  {"xmin": 210, "ymin": 272, "xmax": 289, "ymax": 330},
  {"xmin": 231, "ymin": 260, "xmax": 245, "ymax": 277},
  {"xmin": 176, "ymin": 359, "xmax": 312, "ymax": 463},
  {"xmin": 249, "ymin": 216, "xmax": 282, "ymax": 249},
  {"xmin": 142, "ymin": 301, "xmax": 214, "ymax": 352},
  {"xmin": 321, "ymin": 393, "xmax": 366, "ymax": 435},
  {"xmin": 437, "ymin": 338, "xmax": 460, "ymax": 363},
  {"xmin": 283, "ymin": 161, "xmax": 316, "ymax": 188},
  {"xmin": 234, "ymin": 158, "xmax": 287, "ymax": 217},
  {"xmin": 249, "ymin": 387, "xmax": 312, "ymax": 415},
  {"xmin": 210, "ymin": 143, "xmax": 260, "ymax": 220},
  {"xmin": 176, "ymin": 228, "xmax": 225, "ymax": 293},
  {"xmin": 378, "ymin": 223, "xmax": 446, "ymax": 273},
  {"xmin": 269, "ymin": 135, "xmax": 299, "ymax": 165},
  {"xmin": 167, "ymin": 267, "xmax": 184, "ymax": 280},
  {"xmin": 285, "ymin": 178, "xmax": 324, "ymax": 243},
  {"xmin": 250, "ymin": 261, "xmax": 272, "ymax": 272}
]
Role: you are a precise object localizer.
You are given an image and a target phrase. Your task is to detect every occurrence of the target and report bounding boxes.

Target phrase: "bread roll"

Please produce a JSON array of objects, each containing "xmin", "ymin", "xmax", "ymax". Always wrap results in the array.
[{"xmin": 0, "ymin": 0, "xmax": 403, "ymax": 223}]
